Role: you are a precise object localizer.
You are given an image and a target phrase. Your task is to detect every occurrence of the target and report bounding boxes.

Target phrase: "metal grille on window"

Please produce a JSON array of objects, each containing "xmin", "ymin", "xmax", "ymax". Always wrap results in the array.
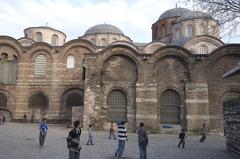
[
  {"xmin": 34, "ymin": 54, "xmax": 47, "ymax": 76},
  {"xmin": 29, "ymin": 93, "xmax": 48, "ymax": 108},
  {"xmin": 107, "ymin": 90, "xmax": 127, "ymax": 122},
  {"xmin": 160, "ymin": 90, "xmax": 181, "ymax": 124},
  {"xmin": 0, "ymin": 93, "xmax": 7, "ymax": 107}
]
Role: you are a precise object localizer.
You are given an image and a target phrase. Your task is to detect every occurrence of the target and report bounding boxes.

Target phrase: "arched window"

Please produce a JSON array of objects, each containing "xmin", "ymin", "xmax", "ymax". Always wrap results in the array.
[
  {"xmin": 67, "ymin": 55, "xmax": 75, "ymax": 69},
  {"xmin": 1, "ymin": 53, "xmax": 8, "ymax": 62},
  {"xmin": 34, "ymin": 54, "xmax": 47, "ymax": 76},
  {"xmin": 0, "ymin": 93, "xmax": 7, "ymax": 108},
  {"xmin": 160, "ymin": 89, "xmax": 181, "ymax": 124},
  {"xmin": 107, "ymin": 90, "xmax": 127, "ymax": 122},
  {"xmin": 186, "ymin": 25, "xmax": 192, "ymax": 37},
  {"xmin": 162, "ymin": 25, "xmax": 166, "ymax": 37},
  {"xmin": 51, "ymin": 34, "xmax": 59, "ymax": 46},
  {"xmin": 101, "ymin": 38, "xmax": 107, "ymax": 46},
  {"xmin": 35, "ymin": 32, "xmax": 43, "ymax": 42},
  {"xmin": 29, "ymin": 93, "xmax": 48, "ymax": 108},
  {"xmin": 198, "ymin": 45, "xmax": 208, "ymax": 54}
]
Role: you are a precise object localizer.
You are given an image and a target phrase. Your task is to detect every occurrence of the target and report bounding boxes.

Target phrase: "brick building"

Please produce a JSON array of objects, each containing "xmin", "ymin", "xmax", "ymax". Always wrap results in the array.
[{"xmin": 0, "ymin": 8, "xmax": 240, "ymax": 133}]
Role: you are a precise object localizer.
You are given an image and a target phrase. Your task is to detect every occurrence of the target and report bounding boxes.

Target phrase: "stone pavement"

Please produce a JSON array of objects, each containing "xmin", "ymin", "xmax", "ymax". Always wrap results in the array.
[{"xmin": 0, "ymin": 123, "xmax": 238, "ymax": 159}]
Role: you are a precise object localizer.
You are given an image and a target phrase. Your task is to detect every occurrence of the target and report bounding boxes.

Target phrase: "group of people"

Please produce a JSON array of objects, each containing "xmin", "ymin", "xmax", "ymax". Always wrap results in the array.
[
  {"xmin": 177, "ymin": 123, "xmax": 208, "ymax": 148},
  {"xmin": 38, "ymin": 118, "xmax": 207, "ymax": 159}
]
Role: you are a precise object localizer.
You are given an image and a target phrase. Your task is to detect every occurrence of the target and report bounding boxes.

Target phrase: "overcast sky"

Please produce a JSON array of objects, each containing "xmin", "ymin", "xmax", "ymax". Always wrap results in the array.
[{"xmin": 0, "ymin": 0, "xmax": 239, "ymax": 43}]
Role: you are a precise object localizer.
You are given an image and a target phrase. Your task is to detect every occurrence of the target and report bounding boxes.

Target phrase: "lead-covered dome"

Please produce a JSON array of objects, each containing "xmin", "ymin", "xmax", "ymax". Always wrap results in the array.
[
  {"xmin": 177, "ymin": 11, "xmax": 213, "ymax": 22},
  {"xmin": 84, "ymin": 24, "xmax": 124, "ymax": 35},
  {"xmin": 158, "ymin": 8, "xmax": 192, "ymax": 20}
]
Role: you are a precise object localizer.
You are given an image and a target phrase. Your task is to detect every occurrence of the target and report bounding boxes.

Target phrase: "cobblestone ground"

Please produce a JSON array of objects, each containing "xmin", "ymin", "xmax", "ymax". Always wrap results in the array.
[{"xmin": 0, "ymin": 123, "xmax": 238, "ymax": 159}]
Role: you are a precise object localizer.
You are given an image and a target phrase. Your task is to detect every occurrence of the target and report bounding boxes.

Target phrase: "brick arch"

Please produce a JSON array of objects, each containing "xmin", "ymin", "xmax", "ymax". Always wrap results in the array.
[
  {"xmin": 0, "ymin": 36, "xmax": 23, "ymax": 59},
  {"xmin": 208, "ymin": 44, "xmax": 240, "ymax": 66},
  {"xmin": 101, "ymin": 54, "xmax": 138, "ymax": 82},
  {"xmin": 61, "ymin": 39, "xmax": 97, "ymax": 56},
  {"xmin": 60, "ymin": 88, "xmax": 85, "ymax": 107},
  {"xmin": 27, "ymin": 45, "xmax": 53, "ymax": 63},
  {"xmin": 28, "ymin": 91, "xmax": 49, "ymax": 108},
  {"xmin": 99, "ymin": 45, "xmax": 141, "ymax": 69},
  {"xmin": 153, "ymin": 54, "xmax": 191, "ymax": 83},
  {"xmin": 208, "ymin": 54, "xmax": 240, "ymax": 81},
  {"xmin": 0, "ymin": 89, "xmax": 16, "ymax": 116},
  {"xmin": 151, "ymin": 46, "xmax": 192, "ymax": 70},
  {"xmin": 159, "ymin": 86, "xmax": 185, "ymax": 104}
]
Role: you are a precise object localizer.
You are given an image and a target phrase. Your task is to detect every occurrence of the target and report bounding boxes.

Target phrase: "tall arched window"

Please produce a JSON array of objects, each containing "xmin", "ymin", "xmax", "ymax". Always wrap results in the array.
[
  {"xmin": 34, "ymin": 54, "xmax": 47, "ymax": 76},
  {"xmin": 162, "ymin": 25, "xmax": 166, "ymax": 37},
  {"xmin": 160, "ymin": 89, "xmax": 181, "ymax": 124},
  {"xmin": 29, "ymin": 93, "xmax": 48, "ymax": 108},
  {"xmin": 35, "ymin": 32, "xmax": 43, "ymax": 42},
  {"xmin": 107, "ymin": 90, "xmax": 127, "ymax": 122},
  {"xmin": 0, "ymin": 93, "xmax": 7, "ymax": 108},
  {"xmin": 67, "ymin": 55, "xmax": 75, "ymax": 69},
  {"xmin": 199, "ymin": 45, "xmax": 208, "ymax": 54},
  {"xmin": 186, "ymin": 25, "xmax": 193, "ymax": 37},
  {"xmin": 51, "ymin": 34, "xmax": 59, "ymax": 46}
]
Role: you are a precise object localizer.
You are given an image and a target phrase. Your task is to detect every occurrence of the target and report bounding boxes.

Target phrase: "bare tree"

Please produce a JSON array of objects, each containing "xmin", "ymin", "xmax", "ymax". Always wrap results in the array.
[{"xmin": 182, "ymin": 0, "xmax": 240, "ymax": 40}]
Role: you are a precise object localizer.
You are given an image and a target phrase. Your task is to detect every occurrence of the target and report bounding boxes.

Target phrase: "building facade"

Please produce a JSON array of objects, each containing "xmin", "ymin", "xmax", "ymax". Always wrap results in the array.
[{"xmin": 0, "ymin": 8, "xmax": 240, "ymax": 133}]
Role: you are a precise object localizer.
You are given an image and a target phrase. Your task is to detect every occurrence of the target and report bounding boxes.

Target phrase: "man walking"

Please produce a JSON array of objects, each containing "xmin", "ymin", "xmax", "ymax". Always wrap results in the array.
[
  {"xmin": 200, "ymin": 123, "xmax": 207, "ymax": 143},
  {"xmin": 115, "ymin": 121, "xmax": 127, "ymax": 158},
  {"xmin": 137, "ymin": 122, "xmax": 148, "ymax": 159},
  {"xmin": 178, "ymin": 127, "xmax": 186, "ymax": 148},
  {"xmin": 67, "ymin": 120, "xmax": 81, "ymax": 159},
  {"xmin": 39, "ymin": 118, "xmax": 48, "ymax": 148}
]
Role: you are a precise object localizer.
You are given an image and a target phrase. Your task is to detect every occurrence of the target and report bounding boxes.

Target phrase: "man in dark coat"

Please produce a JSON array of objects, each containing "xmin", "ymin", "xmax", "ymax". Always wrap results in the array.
[{"xmin": 67, "ymin": 120, "xmax": 81, "ymax": 159}]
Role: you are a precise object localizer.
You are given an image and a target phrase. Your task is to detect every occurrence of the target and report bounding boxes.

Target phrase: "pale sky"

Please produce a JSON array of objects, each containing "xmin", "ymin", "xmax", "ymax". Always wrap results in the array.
[{"xmin": 0, "ymin": 0, "xmax": 239, "ymax": 43}]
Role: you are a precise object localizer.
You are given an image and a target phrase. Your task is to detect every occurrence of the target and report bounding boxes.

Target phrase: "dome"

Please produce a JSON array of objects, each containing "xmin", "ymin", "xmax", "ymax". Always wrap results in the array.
[
  {"xmin": 177, "ymin": 11, "xmax": 213, "ymax": 22},
  {"xmin": 158, "ymin": 8, "xmax": 192, "ymax": 20},
  {"xmin": 84, "ymin": 24, "xmax": 124, "ymax": 35}
]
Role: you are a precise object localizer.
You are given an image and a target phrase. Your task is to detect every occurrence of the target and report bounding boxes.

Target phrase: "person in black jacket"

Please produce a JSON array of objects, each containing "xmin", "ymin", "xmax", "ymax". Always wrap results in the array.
[
  {"xmin": 178, "ymin": 127, "xmax": 186, "ymax": 148},
  {"xmin": 67, "ymin": 120, "xmax": 81, "ymax": 159}
]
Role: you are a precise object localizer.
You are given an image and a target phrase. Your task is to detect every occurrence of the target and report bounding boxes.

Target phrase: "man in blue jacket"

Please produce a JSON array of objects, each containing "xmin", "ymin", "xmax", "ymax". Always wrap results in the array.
[{"xmin": 39, "ymin": 118, "xmax": 48, "ymax": 148}]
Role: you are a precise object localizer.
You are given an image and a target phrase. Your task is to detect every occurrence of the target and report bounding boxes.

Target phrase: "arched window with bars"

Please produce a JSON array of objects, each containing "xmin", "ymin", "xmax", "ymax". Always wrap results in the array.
[
  {"xmin": 107, "ymin": 89, "xmax": 127, "ymax": 122},
  {"xmin": 160, "ymin": 89, "xmax": 181, "ymax": 124},
  {"xmin": 34, "ymin": 54, "xmax": 47, "ymax": 76}
]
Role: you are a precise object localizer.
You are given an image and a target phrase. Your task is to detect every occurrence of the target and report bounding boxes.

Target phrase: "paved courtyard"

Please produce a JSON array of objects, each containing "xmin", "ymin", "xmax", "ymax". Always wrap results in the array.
[{"xmin": 0, "ymin": 123, "xmax": 238, "ymax": 159}]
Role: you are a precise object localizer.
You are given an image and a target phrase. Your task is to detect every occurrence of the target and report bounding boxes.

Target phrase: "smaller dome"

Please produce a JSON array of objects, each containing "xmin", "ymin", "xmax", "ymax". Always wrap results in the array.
[
  {"xmin": 84, "ymin": 24, "xmax": 123, "ymax": 35},
  {"xmin": 177, "ymin": 11, "xmax": 213, "ymax": 22},
  {"xmin": 158, "ymin": 8, "xmax": 192, "ymax": 20}
]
